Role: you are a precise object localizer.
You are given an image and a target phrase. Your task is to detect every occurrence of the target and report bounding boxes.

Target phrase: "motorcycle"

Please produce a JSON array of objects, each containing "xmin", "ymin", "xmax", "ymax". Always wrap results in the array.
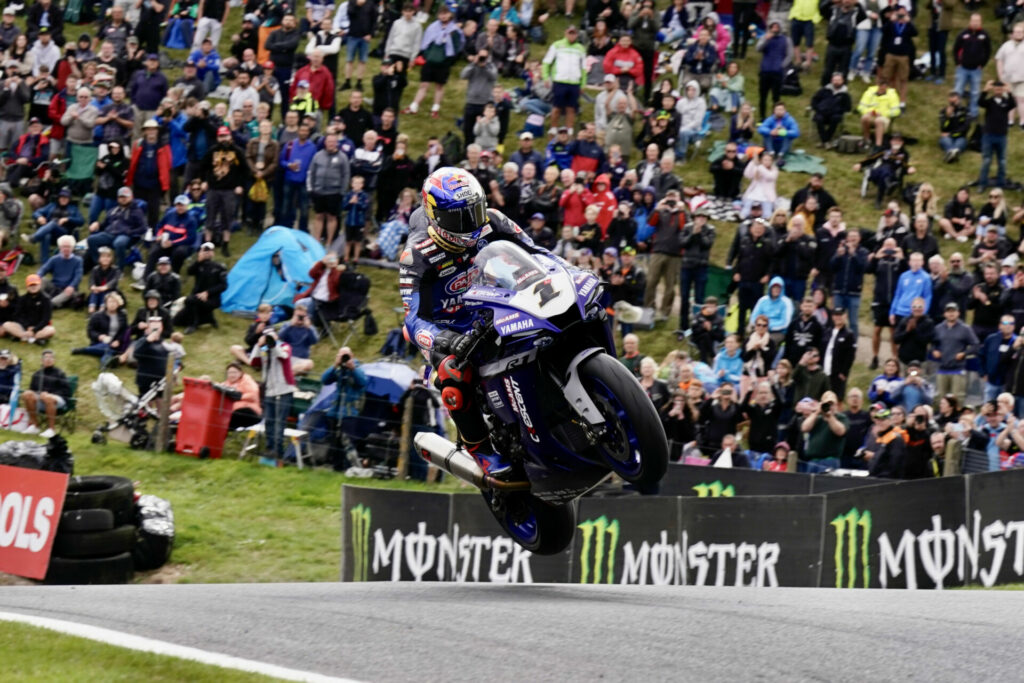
[{"xmin": 414, "ymin": 242, "xmax": 668, "ymax": 555}]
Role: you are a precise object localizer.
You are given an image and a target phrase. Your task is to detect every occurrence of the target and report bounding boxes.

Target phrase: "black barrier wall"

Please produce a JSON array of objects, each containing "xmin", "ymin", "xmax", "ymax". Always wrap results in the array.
[
  {"xmin": 341, "ymin": 469, "xmax": 1024, "ymax": 588},
  {"xmin": 659, "ymin": 464, "xmax": 896, "ymax": 497}
]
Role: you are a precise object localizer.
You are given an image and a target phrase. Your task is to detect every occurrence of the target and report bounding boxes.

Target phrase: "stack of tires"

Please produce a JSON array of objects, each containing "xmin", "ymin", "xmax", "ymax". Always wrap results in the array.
[{"xmin": 45, "ymin": 476, "xmax": 137, "ymax": 585}]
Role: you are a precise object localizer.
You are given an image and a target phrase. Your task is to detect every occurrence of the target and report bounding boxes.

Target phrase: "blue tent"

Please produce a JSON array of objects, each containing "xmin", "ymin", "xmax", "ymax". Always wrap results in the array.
[{"xmin": 221, "ymin": 227, "xmax": 326, "ymax": 314}]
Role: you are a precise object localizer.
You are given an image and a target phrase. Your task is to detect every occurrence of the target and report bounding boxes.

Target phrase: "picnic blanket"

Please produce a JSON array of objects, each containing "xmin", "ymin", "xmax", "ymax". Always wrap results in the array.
[{"xmin": 707, "ymin": 140, "xmax": 828, "ymax": 176}]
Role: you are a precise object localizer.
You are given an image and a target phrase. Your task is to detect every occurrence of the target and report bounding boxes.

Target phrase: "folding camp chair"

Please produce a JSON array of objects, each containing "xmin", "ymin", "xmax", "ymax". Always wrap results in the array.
[{"xmin": 317, "ymin": 270, "xmax": 373, "ymax": 346}]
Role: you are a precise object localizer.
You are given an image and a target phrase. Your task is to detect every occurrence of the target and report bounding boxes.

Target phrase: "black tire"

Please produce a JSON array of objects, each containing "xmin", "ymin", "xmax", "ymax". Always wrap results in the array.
[
  {"xmin": 132, "ymin": 529, "xmax": 174, "ymax": 571},
  {"xmin": 58, "ymin": 509, "xmax": 115, "ymax": 534},
  {"xmin": 52, "ymin": 525, "xmax": 136, "ymax": 559},
  {"xmin": 45, "ymin": 552, "xmax": 134, "ymax": 585},
  {"xmin": 578, "ymin": 353, "xmax": 669, "ymax": 490},
  {"xmin": 486, "ymin": 492, "xmax": 577, "ymax": 556},
  {"xmin": 64, "ymin": 476, "xmax": 135, "ymax": 525}
]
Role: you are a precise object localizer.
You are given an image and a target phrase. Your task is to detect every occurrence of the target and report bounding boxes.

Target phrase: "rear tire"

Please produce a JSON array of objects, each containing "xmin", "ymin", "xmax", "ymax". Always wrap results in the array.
[
  {"xmin": 578, "ymin": 353, "xmax": 668, "ymax": 490},
  {"xmin": 485, "ymin": 492, "xmax": 576, "ymax": 555}
]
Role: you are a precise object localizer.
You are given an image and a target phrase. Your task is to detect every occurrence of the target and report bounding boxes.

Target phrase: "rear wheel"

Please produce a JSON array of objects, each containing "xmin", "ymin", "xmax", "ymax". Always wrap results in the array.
[
  {"xmin": 578, "ymin": 353, "xmax": 668, "ymax": 490},
  {"xmin": 484, "ymin": 492, "xmax": 576, "ymax": 555}
]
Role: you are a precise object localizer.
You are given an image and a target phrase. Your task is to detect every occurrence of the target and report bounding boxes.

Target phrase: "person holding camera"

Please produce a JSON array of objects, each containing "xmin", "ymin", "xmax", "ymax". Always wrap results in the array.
[
  {"xmin": 879, "ymin": 5, "xmax": 917, "ymax": 108},
  {"xmin": 865, "ymin": 404, "xmax": 909, "ymax": 478},
  {"xmin": 800, "ymin": 390, "xmax": 848, "ymax": 470},
  {"xmin": 277, "ymin": 304, "xmax": 318, "ymax": 375},
  {"xmin": 118, "ymin": 316, "xmax": 170, "ymax": 396},
  {"xmin": 641, "ymin": 189, "xmax": 686, "ymax": 323},
  {"xmin": 697, "ymin": 382, "xmax": 742, "ymax": 455},
  {"xmin": 253, "ymin": 325, "xmax": 296, "ymax": 464},
  {"xmin": 460, "ymin": 48, "xmax": 497, "ymax": 146},
  {"xmin": 891, "ymin": 359, "xmax": 935, "ymax": 413},
  {"xmin": 321, "ymin": 346, "xmax": 368, "ymax": 471}
]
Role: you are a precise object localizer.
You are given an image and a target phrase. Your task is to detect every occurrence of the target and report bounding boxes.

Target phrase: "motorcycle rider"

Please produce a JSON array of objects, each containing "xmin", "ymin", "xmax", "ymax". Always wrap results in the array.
[{"xmin": 399, "ymin": 167, "xmax": 561, "ymax": 478}]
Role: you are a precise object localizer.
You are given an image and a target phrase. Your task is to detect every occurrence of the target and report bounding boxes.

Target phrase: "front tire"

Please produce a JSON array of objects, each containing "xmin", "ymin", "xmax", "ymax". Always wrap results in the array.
[
  {"xmin": 485, "ymin": 492, "xmax": 576, "ymax": 555},
  {"xmin": 578, "ymin": 353, "xmax": 668, "ymax": 490}
]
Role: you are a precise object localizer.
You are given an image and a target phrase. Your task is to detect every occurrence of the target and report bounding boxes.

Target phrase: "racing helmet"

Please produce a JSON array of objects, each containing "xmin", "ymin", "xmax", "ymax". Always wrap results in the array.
[{"xmin": 421, "ymin": 167, "xmax": 489, "ymax": 252}]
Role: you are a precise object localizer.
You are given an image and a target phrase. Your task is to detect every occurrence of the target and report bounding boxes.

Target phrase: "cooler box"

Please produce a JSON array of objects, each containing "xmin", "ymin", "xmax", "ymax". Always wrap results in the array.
[{"xmin": 176, "ymin": 378, "xmax": 241, "ymax": 459}]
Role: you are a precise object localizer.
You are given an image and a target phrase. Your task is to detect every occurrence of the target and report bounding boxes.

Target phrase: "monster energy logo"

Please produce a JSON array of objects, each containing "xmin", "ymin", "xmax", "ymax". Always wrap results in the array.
[
  {"xmin": 577, "ymin": 515, "xmax": 620, "ymax": 584},
  {"xmin": 350, "ymin": 503, "xmax": 372, "ymax": 582},
  {"xmin": 831, "ymin": 507, "xmax": 873, "ymax": 589},
  {"xmin": 692, "ymin": 481, "xmax": 735, "ymax": 498}
]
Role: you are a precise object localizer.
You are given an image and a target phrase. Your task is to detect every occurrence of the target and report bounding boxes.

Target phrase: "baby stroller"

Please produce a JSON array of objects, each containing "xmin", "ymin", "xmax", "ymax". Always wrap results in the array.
[{"xmin": 90, "ymin": 372, "xmax": 173, "ymax": 450}]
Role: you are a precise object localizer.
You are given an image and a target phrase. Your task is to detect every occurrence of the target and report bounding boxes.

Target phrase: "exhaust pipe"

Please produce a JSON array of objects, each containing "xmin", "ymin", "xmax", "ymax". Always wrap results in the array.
[
  {"xmin": 414, "ymin": 433, "xmax": 531, "ymax": 491},
  {"xmin": 415, "ymin": 433, "xmax": 487, "ymax": 488}
]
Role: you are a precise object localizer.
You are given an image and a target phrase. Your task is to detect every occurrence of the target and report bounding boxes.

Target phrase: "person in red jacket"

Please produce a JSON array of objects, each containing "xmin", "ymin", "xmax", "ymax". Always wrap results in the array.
[
  {"xmin": 558, "ymin": 168, "xmax": 587, "ymax": 228},
  {"xmin": 602, "ymin": 33, "xmax": 645, "ymax": 89},
  {"xmin": 47, "ymin": 76, "xmax": 77, "ymax": 159},
  {"xmin": 126, "ymin": 119, "xmax": 173, "ymax": 230},
  {"xmin": 289, "ymin": 50, "xmax": 336, "ymax": 115},
  {"xmin": 583, "ymin": 173, "xmax": 618, "ymax": 237},
  {"xmin": 294, "ymin": 251, "xmax": 346, "ymax": 321},
  {"xmin": 7, "ymin": 117, "xmax": 50, "ymax": 188}
]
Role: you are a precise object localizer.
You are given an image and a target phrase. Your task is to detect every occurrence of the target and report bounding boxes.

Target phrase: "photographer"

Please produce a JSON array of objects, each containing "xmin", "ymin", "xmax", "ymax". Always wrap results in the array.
[
  {"xmin": 321, "ymin": 346, "xmax": 368, "ymax": 471},
  {"xmin": 278, "ymin": 304, "xmax": 319, "ymax": 375},
  {"xmin": 118, "ymin": 317, "xmax": 169, "ymax": 396},
  {"xmin": 697, "ymin": 382, "xmax": 742, "ymax": 455},
  {"xmin": 254, "ymin": 326, "xmax": 296, "ymax": 464},
  {"xmin": 865, "ymin": 405, "xmax": 908, "ymax": 479},
  {"xmin": 891, "ymin": 359, "xmax": 935, "ymax": 412},
  {"xmin": 460, "ymin": 48, "xmax": 497, "ymax": 146},
  {"xmin": 903, "ymin": 404, "xmax": 937, "ymax": 478},
  {"xmin": 800, "ymin": 390, "xmax": 848, "ymax": 470},
  {"xmin": 641, "ymin": 189, "xmax": 686, "ymax": 323}
]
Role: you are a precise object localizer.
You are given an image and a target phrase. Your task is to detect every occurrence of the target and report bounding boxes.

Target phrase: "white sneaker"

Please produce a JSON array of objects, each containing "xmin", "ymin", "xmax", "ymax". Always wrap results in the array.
[
  {"xmin": 943, "ymin": 233, "xmax": 952, "ymax": 239},
  {"xmin": 861, "ymin": 72, "xmax": 871, "ymax": 84},
  {"xmin": 957, "ymin": 235, "xmax": 969, "ymax": 243},
  {"xmin": 24, "ymin": 425, "xmax": 40, "ymax": 435},
  {"xmin": 40, "ymin": 428, "xmax": 55, "ymax": 439},
  {"xmin": 26, "ymin": 337, "xmax": 35, "ymax": 344}
]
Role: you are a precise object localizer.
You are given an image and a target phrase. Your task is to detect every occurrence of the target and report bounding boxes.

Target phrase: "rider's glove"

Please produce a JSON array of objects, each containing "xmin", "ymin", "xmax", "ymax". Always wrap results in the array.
[{"xmin": 434, "ymin": 329, "xmax": 475, "ymax": 361}]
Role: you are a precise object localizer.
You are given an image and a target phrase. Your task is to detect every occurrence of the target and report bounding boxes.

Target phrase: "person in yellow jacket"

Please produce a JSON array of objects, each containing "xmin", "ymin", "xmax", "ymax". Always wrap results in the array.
[
  {"xmin": 857, "ymin": 78, "xmax": 901, "ymax": 148},
  {"xmin": 789, "ymin": 0, "xmax": 822, "ymax": 70}
]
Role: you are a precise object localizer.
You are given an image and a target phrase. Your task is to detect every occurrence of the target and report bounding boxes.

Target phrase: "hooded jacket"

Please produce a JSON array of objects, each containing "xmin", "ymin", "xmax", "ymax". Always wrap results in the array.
[
  {"xmin": 811, "ymin": 82, "xmax": 851, "ymax": 121},
  {"xmin": 751, "ymin": 276, "xmax": 794, "ymax": 333},
  {"xmin": 582, "ymin": 174, "xmax": 617, "ymax": 234},
  {"xmin": 603, "ymin": 42, "xmax": 645, "ymax": 84},
  {"xmin": 676, "ymin": 80, "xmax": 707, "ymax": 133}
]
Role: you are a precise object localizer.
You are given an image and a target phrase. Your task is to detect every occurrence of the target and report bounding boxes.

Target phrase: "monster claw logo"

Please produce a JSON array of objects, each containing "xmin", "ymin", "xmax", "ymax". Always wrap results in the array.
[
  {"xmin": 831, "ymin": 507, "xmax": 872, "ymax": 589},
  {"xmin": 350, "ymin": 503, "xmax": 372, "ymax": 582},
  {"xmin": 692, "ymin": 481, "xmax": 735, "ymax": 497},
  {"xmin": 577, "ymin": 515, "xmax": 620, "ymax": 584}
]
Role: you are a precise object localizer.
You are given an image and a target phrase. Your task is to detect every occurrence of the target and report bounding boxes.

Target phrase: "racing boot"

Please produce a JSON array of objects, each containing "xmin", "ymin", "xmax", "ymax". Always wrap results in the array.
[{"xmin": 465, "ymin": 441, "xmax": 513, "ymax": 480}]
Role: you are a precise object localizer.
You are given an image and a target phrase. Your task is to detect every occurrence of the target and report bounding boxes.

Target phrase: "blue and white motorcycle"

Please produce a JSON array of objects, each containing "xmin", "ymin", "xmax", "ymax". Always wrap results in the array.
[{"xmin": 415, "ymin": 242, "xmax": 668, "ymax": 555}]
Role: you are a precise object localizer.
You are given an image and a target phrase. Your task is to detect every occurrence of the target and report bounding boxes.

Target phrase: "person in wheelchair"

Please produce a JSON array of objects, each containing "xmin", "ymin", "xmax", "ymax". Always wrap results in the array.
[{"xmin": 852, "ymin": 132, "xmax": 916, "ymax": 209}]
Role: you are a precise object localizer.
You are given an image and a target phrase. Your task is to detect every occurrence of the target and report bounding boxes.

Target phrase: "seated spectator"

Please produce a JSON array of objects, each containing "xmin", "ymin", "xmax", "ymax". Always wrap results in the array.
[
  {"xmin": 86, "ymin": 246, "xmax": 121, "ymax": 313},
  {"xmin": 230, "ymin": 303, "xmax": 273, "ymax": 366},
  {"xmin": 857, "ymin": 78, "xmax": 901, "ymax": 149},
  {"xmin": 0, "ymin": 348, "xmax": 18, "ymax": 404},
  {"xmin": 978, "ymin": 188, "xmax": 1009, "ymax": 230},
  {"xmin": 938, "ymin": 187, "xmax": 975, "ymax": 242},
  {"xmin": 223, "ymin": 362, "xmax": 262, "ymax": 430},
  {"xmin": 757, "ymin": 102, "xmax": 800, "ymax": 163},
  {"xmin": 710, "ymin": 142, "xmax": 744, "ymax": 199},
  {"xmin": 708, "ymin": 61, "xmax": 744, "ymax": 113},
  {"xmin": 25, "ymin": 187, "xmax": 83, "ymax": 263},
  {"xmin": 6, "ymin": 117, "xmax": 49, "ymax": 189},
  {"xmin": 938, "ymin": 90, "xmax": 969, "ymax": 163},
  {"xmin": 851, "ymin": 132, "xmax": 915, "ymax": 209},
  {"xmin": 680, "ymin": 28, "xmax": 717, "ymax": 91},
  {"xmin": 20, "ymin": 349, "xmax": 70, "ymax": 438},
  {"xmin": 868, "ymin": 358, "xmax": 903, "ymax": 406},
  {"xmin": 901, "ymin": 214, "xmax": 939, "ymax": 262},
  {"xmin": 173, "ymin": 242, "xmax": 226, "ymax": 334},
  {"xmin": 472, "ymin": 101, "xmax": 501, "ymax": 152},
  {"xmin": 277, "ymin": 305, "xmax": 318, "ymax": 375},
  {"xmin": 146, "ymin": 194, "xmax": 198, "ymax": 276},
  {"xmin": 800, "ymin": 391, "xmax": 848, "ymax": 471},
  {"xmin": 145, "ymin": 257, "xmax": 183, "ymax": 307},
  {"xmin": 119, "ymin": 317, "xmax": 170, "ymax": 396},
  {"xmin": 730, "ymin": 101, "xmax": 756, "ymax": 142},
  {"xmin": 37, "ymin": 235, "xmax": 82, "ymax": 310},
  {"xmin": 619, "ymin": 333, "xmax": 645, "ymax": 377},
  {"xmin": 675, "ymin": 80, "xmax": 707, "ymax": 158},
  {"xmin": 132, "ymin": 290, "xmax": 172, "ymax": 339},
  {"xmin": 71, "ymin": 291, "xmax": 129, "ymax": 363},
  {"xmin": 85, "ymin": 187, "xmax": 148, "ymax": 268},
  {"xmin": 713, "ymin": 334, "xmax": 743, "ymax": 386},
  {"xmin": 811, "ymin": 72, "xmax": 851, "ymax": 145}
]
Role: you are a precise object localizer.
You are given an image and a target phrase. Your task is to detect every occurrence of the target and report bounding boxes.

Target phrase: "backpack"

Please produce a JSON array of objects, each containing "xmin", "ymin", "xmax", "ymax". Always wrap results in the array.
[
  {"xmin": 441, "ymin": 131, "xmax": 463, "ymax": 163},
  {"xmin": 780, "ymin": 68, "xmax": 802, "ymax": 96}
]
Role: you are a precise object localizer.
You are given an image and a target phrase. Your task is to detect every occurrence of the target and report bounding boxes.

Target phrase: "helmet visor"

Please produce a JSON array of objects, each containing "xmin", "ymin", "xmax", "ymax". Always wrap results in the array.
[{"xmin": 431, "ymin": 200, "xmax": 488, "ymax": 236}]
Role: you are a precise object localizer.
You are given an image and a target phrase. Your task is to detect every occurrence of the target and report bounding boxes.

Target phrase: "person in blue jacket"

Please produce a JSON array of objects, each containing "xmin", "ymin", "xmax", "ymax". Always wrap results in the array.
[
  {"xmin": 156, "ymin": 102, "xmax": 190, "ymax": 198},
  {"xmin": 321, "ymin": 345, "xmax": 369, "ymax": 471},
  {"xmin": 757, "ymin": 101, "xmax": 800, "ymax": 163},
  {"xmin": 146, "ymin": 194, "xmax": 198, "ymax": 275},
  {"xmin": 889, "ymin": 252, "xmax": 932, "ymax": 325},
  {"xmin": 27, "ymin": 187, "xmax": 85, "ymax": 262},
  {"xmin": 188, "ymin": 38, "xmax": 222, "ymax": 92},
  {"xmin": 981, "ymin": 316, "xmax": 1017, "ymax": 400},
  {"xmin": 750, "ymin": 276, "xmax": 794, "ymax": 338},
  {"xmin": 867, "ymin": 358, "xmax": 903, "ymax": 406},
  {"xmin": 829, "ymin": 230, "xmax": 870, "ymax": 336},
  {"xmin": 713, "ymin": 333, "xmax": 744, "ymax": 386}
]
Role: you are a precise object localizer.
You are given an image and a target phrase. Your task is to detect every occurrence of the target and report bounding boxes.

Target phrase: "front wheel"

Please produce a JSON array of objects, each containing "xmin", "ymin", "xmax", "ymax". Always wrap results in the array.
[
  {"xmin": 484, "ymin": 491, "xmax": 576, "ymax": 555},
  {"xmin": 578, "ymin": 353, "xmax": 669, "ymax": 490}
]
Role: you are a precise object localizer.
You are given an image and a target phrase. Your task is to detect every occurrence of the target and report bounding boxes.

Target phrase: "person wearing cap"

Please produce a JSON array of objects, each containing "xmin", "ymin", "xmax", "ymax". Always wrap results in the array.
[
  {"xmin": 128, "ymin": 53, "xmax": 168, "ymax": 131},
  {"xmin": 200, "ymin": 123, "xmax": 250, "ymax": 256},
  {"xmin": 83, "ymin": 245, "xmax": 119, "ymax": 314},
  {"xmin": 730, "ymin": 216, "xmax": 776, "ymax": 333},
  {"xmin": 287, "ymin": 78, "xmax": 320, "ymax": 122},
  {"xmin": 541, "ymin": 25, "xmax": 586, "ymax": 131},
  {"xmin": 6, "ymin": 117, "xmax": 49, "ymax": 190},
  {"xmin": 0, "ymin": 8, "xmax": 19, "ymax": 54},
  {"xmin": 593, "ymin": 76, "xmax": 626, "ymax": 140},
  {"xmin": 27, "ymin": 24, "xmax": 59, "ymax": 77},
  {"xmin": 930, "ymin": 301, "xmax": 979, "ymax": 400},
  {"xmin": 2, "ymin": 273, "xmax": 54, "ymax": 345},
  {"xmin": 370, "ymin": 58, "xmax": 405, "ymax": 120},
  {"xmin": 853, "ymin": 132, "xmax": 916, "ymax": 210},
  {"xmin": 144, "ymin": 255, "xmax": 183, "ymax": 308},
  {"xmin": 383, "ymin": 3, "xmax": 422, "ymax": 75},
  {"xmin": 522, "ymin": 213, "xmax": 553, "ymax": 250},
  {"xmin": 193, "ymin": 0, "xmax": 231, "ymax": 51},
  {"xmin": 979, "ymin": 315, "xmax": 1018, "ymax": 401},
  {"xmin": 25, "ymin": 187, "xmax": 82, "ymax": 263},
  {"xmin": 799, "ymin": 389, "xmax": 848, "ymax": 470},
  {"xmin": 974, "ymin": 79, "xmax": 1016, "ymax": 191},
  {"xmin": 967, "ymin": 261, "xmax": 1004, "ymax": 342},
  {"xmin": 290, "ymin": 49, "xmax": 336, "ymax": 116},
  {"xmin": 864, "ymin": 405, "xmax": 908, "ymax": 478},
  {"xmin": 250, "ymin": 59, "xmax": 280, "ymax": 109},
  {"xmin": 147, "ymin": 194, "xmax": 199, "ymax": 276},
  {"xmin": 86, "ymin": 186, "xmax": 147, "ymax": 267},
  {"xmin": 188, "ymin": 38, "xmax": 223, "ymax": 94},
  {"xmin": 131, "ymin": 289, "xmax": 172, "ymax": 339},
  {"xmin": 126, "ymin": 119, "xmax": 172, "ymax": 230},
  {"xmin": 676, "ymin": 206, "xmax": 715, "ymax": 330},
  {"xmin": 174, "ymin": 241, "xmax": 226, "ymax": 334},
  {"xmin": 19, "ymin": 349, "xmax": 69, "ymax": 438}
]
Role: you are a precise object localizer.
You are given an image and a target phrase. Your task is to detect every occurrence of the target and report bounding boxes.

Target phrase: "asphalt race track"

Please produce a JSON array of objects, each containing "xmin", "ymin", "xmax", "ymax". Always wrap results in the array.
[{"xmin": 2, "ymin": 583, "xmax": 1023, "ymax": 681}]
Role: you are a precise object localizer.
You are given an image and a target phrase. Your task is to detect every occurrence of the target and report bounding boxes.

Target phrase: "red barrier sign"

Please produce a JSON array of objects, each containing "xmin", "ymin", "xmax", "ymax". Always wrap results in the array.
[{"xmin": 0, "ymin": 465, "xmax": 68, "ymax": 579}]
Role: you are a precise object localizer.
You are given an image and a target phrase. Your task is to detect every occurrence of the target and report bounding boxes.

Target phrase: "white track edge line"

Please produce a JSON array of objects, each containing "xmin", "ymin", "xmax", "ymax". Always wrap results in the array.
[{"xmin": 0, "ymin": 610, "xmax": 359, "ymax": 683}]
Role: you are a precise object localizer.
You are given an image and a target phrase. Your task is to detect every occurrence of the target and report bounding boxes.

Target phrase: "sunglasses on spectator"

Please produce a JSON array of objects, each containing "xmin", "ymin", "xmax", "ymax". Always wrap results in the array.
[{"xmin": 755, "ymin": 322, "xmax": 767, "ymax": 327}]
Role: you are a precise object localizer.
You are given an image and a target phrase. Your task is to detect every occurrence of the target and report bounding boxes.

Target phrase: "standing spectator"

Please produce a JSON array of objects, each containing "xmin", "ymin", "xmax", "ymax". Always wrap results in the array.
[
  {"xmin": 731, "ymin": 217, "xmax": 776, "ymax": 334},
  {"xmin": 677, "ymin": 208, "xmax": 715, "ymax": 330},
  {"xmin": 190, "ymin": 38, "xmax": 222, "ymax": 94},
  {"xmin": 85, "ymin": 187, "xmax": 147, "ymax": 268},
  {"xmin": 820, "ymin": 0, "xmax": 865, "ymax": 86},
  {"xmin": 461, "ymin": 49, "xmax": 498, "ymax": 145},
  {"xmin": 893, "ymin": 297, "xmax": 935, "ymax": 365},
  {"xmin": 641, "ymin": 190, "xmax": 685, "ymax": 322},
  {"xmin": 403, "ymin": 6, "xmax": 464, "ymax": 118},
  {"xmin": 19, "ymin": 349, "xmax": 68, "ymax": 438},
  {"xmin": 342, "ymin": 175, "xmax": 370, "ymax": 263},
  {"xmin": 193, "ymin": 0, "xmax": 230, "ymax": 50},
  {"xmin": 889, "ymin": 252, "xmax": 932, "ymax": 326},
  {"xmin": 901, "ymin": 214, "xmax": 939, "ymax": 263},
  {"xmin": 757, "ymin": 102, "xmax": 799, "ymax": 163},
  {"xmin": 628, "ymin": 0, "xmax": 659, "ymax": 100},
  {"xmin": 321, "ymin": 346, "xmax": 368, "ymax": 470},
  {"xmin": 823, "ymin": 307, "xmax": 856, "ymax": 395},
  {"xmin": 127, "ymin": 119, "xmax": 172, "ymax": 229},
  {"xmin": 307, "ymin": 133, "xmax": 349, "ymax": 247},
  {"xmin": 925, "ymin": 0, "xmax": 955, "ymax": 85},
  {"xmin": 690, "ymin": 296, "xmax": 725, "ymax": 364},
  {"xmin": 931, "ymin": 252, "xmax": 973, "ymax": 318},
  {"xmin": 385, "ymin": 4, "xmax": 423, "ymax": 72},
  {"xmin": 952, "ymin": 14, "xmax": 992, "ymax": 118},
  {"xmin": 201, "ymin": 125, "xmax": 249, "ymax": 256},
  {"xmin": 741, "ymin": 151, "xmax": 779, "ymax": 217},
  {"xmin": 541, "ymin": 25, "xmax": 586, "ymax": 132},
  {"xmin": 26, "ymin": 0, "xmax": 64, "ymax": 46},
  {"xmin": 879, "ymin": 6, "xmax": 917, "ymax": 108},
  {"xmin": 981, "ymin": 316, "xmax": 1017, "ymax": 400},
  {"xmin": 968, "ymin": 262, "xmax": 1004, "ymax": 341},
  {"xmin": 938, "ymin": 90, "xmax": 969, "ymax": 163},
  {"xmin": 674, "ymin": 81, "xmax": 707, "ymax": 158},
  {"xmin": 811, "ymin": 72, "xmax": 852, "ymax": 145},
  {"xmin": 757, "ymin": 22, "xmax": 793, "ymax": 120},
  {"xmin": 278, "ymin": 122, "xmax": 316, "ymax": 234},
  {"xmin": 995, "ymin": 22, "xmax": 1024, "ymax": 127},
  {"xmin": 931, "ymin": 302, "xmax": 979, "ymax": 400},
  {"xmin": 174, "ymin": 242, "xmax": 226, "ymax": 334},
  {"xmin": 128, "ymin": 54, "xmax": 168, "ymax": 130},
  {"xmin": 974, "ymin": 80, "xmax": 1015, "ymax": 191},
  {"xmin": 841, "ymin": 388, "xmax": 871, "ymax": 468},
  {"xmin": 784, "ymin": 296, "xmax": 825, "ymax": 366},
  {"xmin": 789, "ymin": 0, "xmax": 821, "ymax": 70},
  {"xmin": 265, "ymin": 14, "xmax": 302, "ymax": 115},
  {"xmin": 866, "ymin": 405, "xmax": 908, "ymax": 478},
  {"xmin": 751, "ymin": 277, "xmax": 794, "ymax": 341},
  {"xmin": 619, "ymin": 333, "xmax": 645, "ymax": 377},
  {"xmin": 698, "ymin": 383, "xmax": 742, "ymax": 455},
  {"xmin": 850, "ymin": 0, "xmax": 883, "ymax": 82},
  {"xmin": 254, "ymin": 327, "xmax": 296, "ymax": 464},
  {"xmin": 341, "ymin": 0, "xmax": 378, "ymax": 92},
  {"xmin": 147, "ymin": 196, "xmax": 198, "ymax": 275},
  {"xmin": 37, "ymin": 235, "xmax": 81, "ymax": 309},
  {"xmin": 830, "ymin": 230, "xmax": 868, "ymax": 334}
]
